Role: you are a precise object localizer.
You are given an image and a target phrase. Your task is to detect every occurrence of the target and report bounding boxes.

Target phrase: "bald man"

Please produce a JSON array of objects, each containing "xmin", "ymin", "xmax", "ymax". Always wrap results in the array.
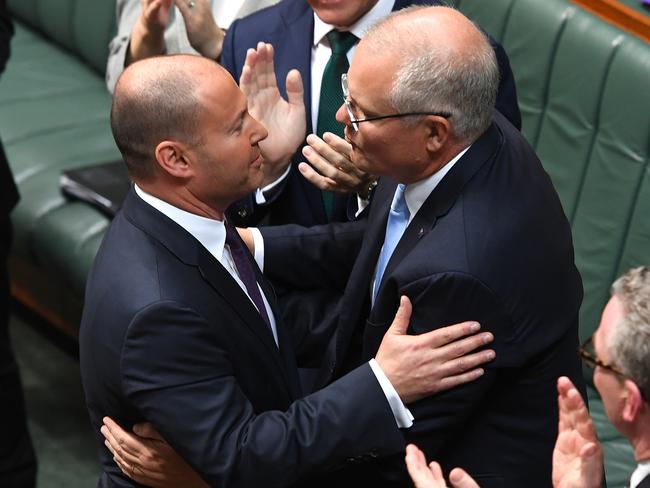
[{"xmin": 79, "ymin": 54, "xmax": 495, "ymax": 487}]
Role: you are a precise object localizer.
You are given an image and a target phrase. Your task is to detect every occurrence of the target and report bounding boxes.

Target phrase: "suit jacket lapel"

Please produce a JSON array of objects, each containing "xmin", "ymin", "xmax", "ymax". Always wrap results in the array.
[
  {"xmin": 122, "ymin": 188, "xmax": 295, "ymax": 396},
  {"xmin": 381, "ymin": 122, "xmax": 502, "ymax": 287}
]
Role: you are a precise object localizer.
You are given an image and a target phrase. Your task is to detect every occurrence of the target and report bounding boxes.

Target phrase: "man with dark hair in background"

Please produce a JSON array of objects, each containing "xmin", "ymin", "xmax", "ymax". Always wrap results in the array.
[{"xmin": 0, "ymin": 1, "xmax": 37, "ymax": 486}]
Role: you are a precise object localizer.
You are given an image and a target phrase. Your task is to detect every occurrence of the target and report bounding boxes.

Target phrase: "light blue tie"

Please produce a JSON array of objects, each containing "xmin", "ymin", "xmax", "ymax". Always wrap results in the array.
[{"xmin": 373, "ymin": 184, "xmax": 410, "ymax": 304}]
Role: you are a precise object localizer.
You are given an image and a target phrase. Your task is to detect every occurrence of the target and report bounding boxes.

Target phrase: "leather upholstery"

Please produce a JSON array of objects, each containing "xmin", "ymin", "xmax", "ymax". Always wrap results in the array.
[
  {"xmin": 452, "ymin": 0, "xmax": 649, "ymax": 485},
  {"xmin": 0, "ymin": 0, "xmax": 118, "ymax": 330}
]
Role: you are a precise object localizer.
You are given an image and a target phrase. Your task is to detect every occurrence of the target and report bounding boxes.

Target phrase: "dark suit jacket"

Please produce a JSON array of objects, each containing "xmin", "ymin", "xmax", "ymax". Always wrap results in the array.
[
  {"xmin": 222, "ymin": 0, "xmax": 521, "ymax": 227},
  {"xmin": 263, "ymin": 111, "xmax": 584, "ymax": 487},
  {"xmin": 0, "ymin": 0, "xmax": 18, "ymax": 217},
  {"xmin": 79, "ymin": 188, "xmax": 404, "ymax": 487}
]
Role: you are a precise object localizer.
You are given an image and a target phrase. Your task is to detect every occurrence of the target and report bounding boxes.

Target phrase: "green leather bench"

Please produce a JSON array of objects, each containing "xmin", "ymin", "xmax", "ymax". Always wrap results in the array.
[
  {"xmin": 0, "ymin": 0, "xmax": 120, "ymax": 334},
  {"xmin": 0, "ymin": 0, "xmax": 648, "ymax": 483},
  {"xmin": 451, "ymin": 0, "xmax": 650, "ymax": 484}
]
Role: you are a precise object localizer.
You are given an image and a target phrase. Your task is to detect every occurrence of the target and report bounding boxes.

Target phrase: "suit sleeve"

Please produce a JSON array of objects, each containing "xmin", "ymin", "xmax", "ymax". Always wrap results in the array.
[
  {"xmin": 371, "ymin": 272, "xmax": 511, "ymax": 455},
  {"xmin": 261, "ymin": 219, "xmax": 366, "ymax": 291},
  {"xmin": 121, "ymin": 300, "xmax": 404, "ymax": 487}
]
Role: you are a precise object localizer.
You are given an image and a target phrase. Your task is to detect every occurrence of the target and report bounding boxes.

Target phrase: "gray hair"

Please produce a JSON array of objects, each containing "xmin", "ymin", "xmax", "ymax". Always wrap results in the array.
[
  {"xmin": 609, "ymin": 266, "xmax": 650, "ymax": 401},
  {"xmin": 363, "ymin": 6, "xmax": 498, "ymax": 142}
]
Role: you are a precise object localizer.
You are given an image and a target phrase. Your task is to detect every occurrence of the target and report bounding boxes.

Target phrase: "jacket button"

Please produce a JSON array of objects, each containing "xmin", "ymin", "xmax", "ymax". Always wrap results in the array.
[{"xmin": 238, "ymin": 208, "xmax": 248, "ymax": 218}]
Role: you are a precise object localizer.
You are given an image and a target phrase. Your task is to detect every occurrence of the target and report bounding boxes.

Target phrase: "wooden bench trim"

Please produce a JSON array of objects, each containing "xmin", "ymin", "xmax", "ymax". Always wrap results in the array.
[{"xmin": 572, "ymin": 0, "xmax": 650, "ymax": 43}]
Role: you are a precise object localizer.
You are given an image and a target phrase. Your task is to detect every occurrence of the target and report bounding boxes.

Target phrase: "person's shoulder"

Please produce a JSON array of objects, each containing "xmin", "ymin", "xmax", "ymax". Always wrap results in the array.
[{"xmin": 232, "ymin": 0, "xmax": 310, "ymax": 28}]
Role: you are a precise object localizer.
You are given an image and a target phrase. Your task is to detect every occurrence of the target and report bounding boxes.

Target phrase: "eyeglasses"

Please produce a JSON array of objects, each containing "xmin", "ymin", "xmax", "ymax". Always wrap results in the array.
[
  {"xmin": 579, "ymin": 335, "xmax": 626, "ymax": 377},
  {"xmin": 341, "ymin": 73, "xmax": 452, "ymax": 132}
]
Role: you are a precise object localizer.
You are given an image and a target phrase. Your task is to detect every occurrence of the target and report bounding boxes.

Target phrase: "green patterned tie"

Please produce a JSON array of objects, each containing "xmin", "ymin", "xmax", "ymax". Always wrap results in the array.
[{"xmin": 316, "ymin": 30, "xmax": 358, "ymax": 220}]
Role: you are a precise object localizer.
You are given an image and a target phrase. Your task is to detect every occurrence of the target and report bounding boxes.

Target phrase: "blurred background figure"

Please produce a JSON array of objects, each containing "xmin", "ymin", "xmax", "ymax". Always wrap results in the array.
[
  {"xmin": 0, "ymin": 0, "xmax": 37, "ymax": 486},
  {"xmin": 106, "ymin": 0, "xmax": 279, "ymax": 92}
]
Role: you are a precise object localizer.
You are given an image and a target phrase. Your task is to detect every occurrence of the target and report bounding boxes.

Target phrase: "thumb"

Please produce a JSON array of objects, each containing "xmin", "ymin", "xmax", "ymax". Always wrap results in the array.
[
  {"xmin": 285, "ymin": 69, "xmax": 305, "ymax": 107},
  {"xmin": 133, "ymin": 422, "xmax": 164, "ymax": 441},
  {"xmin": 387, "ymin": 296, "xmax": 412, "ymax": 336}
]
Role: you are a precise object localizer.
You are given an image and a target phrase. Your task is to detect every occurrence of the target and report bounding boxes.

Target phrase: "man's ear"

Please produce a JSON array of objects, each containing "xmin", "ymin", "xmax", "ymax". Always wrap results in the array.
[
  {"xmin": 621, "ymin": 379, "xmax": 644, "ymax": 423},
  {"xmin": 423, "ymin": 116, "xmax": 452, "ymax": 155},
  {"xmin": 154, "ymin": 140, "xmax": 194, "ymax": 179}
]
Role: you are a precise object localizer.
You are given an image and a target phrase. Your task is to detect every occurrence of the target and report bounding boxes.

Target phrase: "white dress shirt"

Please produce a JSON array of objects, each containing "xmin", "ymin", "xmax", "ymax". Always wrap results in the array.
[
  {"xmin": 310, "ymin": 0, "xmax": 396, "ymax": 132},
  {"xmin": 630, "ymin": 460, "xmax": 650, "ymax": 488},
  {"xmin": 134, "ymin": 184, "xmax": 279, "ymax": 346}
]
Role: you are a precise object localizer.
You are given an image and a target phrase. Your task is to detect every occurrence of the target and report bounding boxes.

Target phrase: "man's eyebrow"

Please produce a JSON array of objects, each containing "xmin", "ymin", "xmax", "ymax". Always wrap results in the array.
[{"xmin": 229, "ymin": 108, "xmax": 247, "ymax": 131}]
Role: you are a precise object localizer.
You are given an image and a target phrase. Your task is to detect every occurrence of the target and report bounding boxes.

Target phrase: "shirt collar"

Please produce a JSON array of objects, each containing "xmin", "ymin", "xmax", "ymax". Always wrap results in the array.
[
  {"xmin": 404, "ymin": 145, "xmax": 471, "ymax": 222},
  {"xmin": 134, "ymin": 184, "xmax": 226, "ymax": 261},
  {"xmin": 312, "ymin": 0, "xmax": 396, "ymax": 47},
  {"xmin": 631, "ymin": 460, "xmax": 650, "ymax": 488}
]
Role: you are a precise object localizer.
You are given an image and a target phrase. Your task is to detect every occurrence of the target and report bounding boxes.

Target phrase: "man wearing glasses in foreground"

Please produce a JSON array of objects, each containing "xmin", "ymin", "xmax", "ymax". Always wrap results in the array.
[{"xmin": 406, "ymin": 266, "xmax": 650, "ymax": 488}]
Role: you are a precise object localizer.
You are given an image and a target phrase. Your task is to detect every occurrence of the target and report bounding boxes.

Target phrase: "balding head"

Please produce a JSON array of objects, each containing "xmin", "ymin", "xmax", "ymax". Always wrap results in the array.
[
  {"xmin": 110, "ymin": 55, "xmax": 219, "ymax": 182},
  {"xmin": 361, "ymin": 6, "xmax": 498, "ymax": 142}
]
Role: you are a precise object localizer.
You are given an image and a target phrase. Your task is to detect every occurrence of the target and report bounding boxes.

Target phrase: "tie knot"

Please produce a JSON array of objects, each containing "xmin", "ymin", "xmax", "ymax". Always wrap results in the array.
[{"xmin": 326, "ymin": 30, "xmax": 358, "ymax": 55}]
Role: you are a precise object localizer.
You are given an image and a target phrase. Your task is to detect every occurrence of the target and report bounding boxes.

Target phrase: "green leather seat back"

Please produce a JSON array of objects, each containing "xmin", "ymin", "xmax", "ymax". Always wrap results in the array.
[
  {"xmin": 7, "ymin": 0, "xmax": 115, "ymax": 74},
  {"xmin": 454, "ymin": 1, "xmax": 650, "ymax": 485}
]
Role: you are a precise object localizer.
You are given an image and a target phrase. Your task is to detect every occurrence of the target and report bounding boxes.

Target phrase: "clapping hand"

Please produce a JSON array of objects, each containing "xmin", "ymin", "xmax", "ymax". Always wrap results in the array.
[
  {"xmin": 174, "ymin": 0, "xmax": 223, "ymax": 60},
  {"xmin": 406, "ymin": 444, "xmax": 479, "ymax": 488},
  {"xmin": 300, "ymin": 132, "xmax": 377, "ymax": 198},
  {"xmin": 240, "ymin": 42, "xmax": 306, "ymax": 186},
  {"xmin": 552, "ymin": 377, "xmax": 603, "ymax": 488}
]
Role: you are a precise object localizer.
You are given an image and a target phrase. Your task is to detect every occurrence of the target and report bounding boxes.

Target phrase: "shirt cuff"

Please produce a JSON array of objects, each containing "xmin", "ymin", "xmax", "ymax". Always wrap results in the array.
[
  {"xmin": 255, "ymin": 164, "xmax": 292, "ymax": 204},
  {"xmin": 368, "ymin": 359, "xmax": 414, "ymax": 429},
  {"xmin": 250, "ymin": 228, "xmax": 264, "ymax": 271}
]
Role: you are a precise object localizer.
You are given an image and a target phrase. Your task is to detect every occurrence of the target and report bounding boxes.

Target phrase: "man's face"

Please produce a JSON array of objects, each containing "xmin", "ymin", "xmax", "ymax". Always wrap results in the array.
[
  {"xmin": 187, "ymin": 72, "xmax": 268, "ymax": 210},
  {"xmin": 593, "ymin": 295, "xmax": 628, "ymax": 432},
  {"xmin": 336, "ymin": 44, "xmax": 429, "ymax": 183},
  {"xmin": 308, "ymin": 0, "xmax": 379, "ymax": 28}
]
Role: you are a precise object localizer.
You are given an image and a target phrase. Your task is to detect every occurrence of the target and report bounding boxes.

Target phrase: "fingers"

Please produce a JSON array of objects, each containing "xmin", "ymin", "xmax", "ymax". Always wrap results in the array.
[
  {"xmin": 449, "ymin": 467, "xmax": 481, "ymax": 488},
  {"xmin": 133, "ymin": 422, "xmax": 164, "ymax": 440},
  {"xmin": 435, "ymin": 367, "xmax": 486, "ymax": 392},
  {"xmin": 101, "ymin": 418, "xmax": 144, "ymax": 468},
  {"xmin": 285, "ymin": 69, "xmax": 304, "ymax": 106},
  {"xmin": 300, "ymin": 133, "xmax": 361, "ymax": 192},
  {"xmin": 405, "ymin": 444, "xmax": 444, "ymax": 487},
  {"xmin": 435, "ymin": 331, "xmax": 494, "ymax": 362},
  {"xmin": 240, "ymin": 48, "xmax": 260, "ymax": 97},
  {"xmin": 422, "ymin": 320, "xmax": 483, "ymax": 349},
  {"xmin": 388, "ymin": 296, "xmax": 412, "ymax": 336}
]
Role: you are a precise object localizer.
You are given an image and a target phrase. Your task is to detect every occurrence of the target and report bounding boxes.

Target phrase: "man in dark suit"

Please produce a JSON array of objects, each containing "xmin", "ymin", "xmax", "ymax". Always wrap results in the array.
[
  {"xmin": 80, "ymin": 53, "xmax": 495, "ymax": 487},
  {"xmin": 249, "ymin": 6, "xmax": 585, "ymax": 486},
  {"xmin": 0, "ymin": 2, "xmax": 37, "ymax": 486},
  {"xmin": 221, "ymin": 0, "xmax": 521, "ymax": 227}
]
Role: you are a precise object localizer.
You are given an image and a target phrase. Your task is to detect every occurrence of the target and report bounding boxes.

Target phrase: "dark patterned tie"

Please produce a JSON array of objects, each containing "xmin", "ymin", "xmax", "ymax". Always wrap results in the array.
[
  {"xmin": 224, "ymin": 223, "xmax": 271, "ymax": 330},
  {"xmin": 316, "ymin": 29, "xmax": 358, "ymax": 220}
]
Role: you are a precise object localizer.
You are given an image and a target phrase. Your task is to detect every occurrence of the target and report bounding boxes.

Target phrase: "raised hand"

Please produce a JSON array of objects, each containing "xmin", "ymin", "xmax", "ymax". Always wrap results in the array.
[
  {"xmin": 240, "ymin": 42, "xmax": 306, "ymax": 186},
  {"xmin": 129, "ymin": 0, "xmax": 174, "ymax": 63},
  {"xmin": 101, "ymin": 417, "xmax": 208, "ymax": 488},
  {"xmin": 174, "ymin": 0, "xmax": 224, "ymax": 60},
  {"xmin": 552, "ymin": 376, "xmax": 604, "ymax": 488},
  {"xmin": 300, "ymin": 132, "xmax": 377, "ymax": 197},
  {"xmin": 375, "ymin": 296, "xmax": 495, "ymax": 404},
  {"xmin": 406, "ymin": 444, "xmax": 480, "ymax": 488}
]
